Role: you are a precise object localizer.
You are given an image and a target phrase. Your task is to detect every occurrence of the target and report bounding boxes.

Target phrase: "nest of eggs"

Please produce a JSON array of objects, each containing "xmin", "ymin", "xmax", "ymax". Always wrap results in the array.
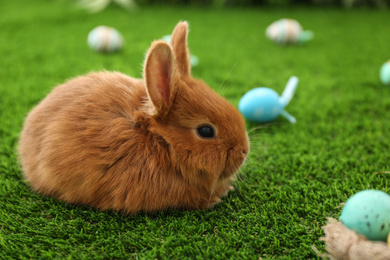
[{"xmin": 322, "ymin": 218, "xmax": 390, "ymax": 260}]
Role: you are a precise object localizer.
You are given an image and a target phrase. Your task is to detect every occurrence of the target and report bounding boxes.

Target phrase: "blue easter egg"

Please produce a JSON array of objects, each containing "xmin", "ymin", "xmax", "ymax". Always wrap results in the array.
[
  {"xmin": 340, "ymin": 190, "xmax": 390, "ymax": 241},
  {"xmin": 238, "ymin": 88, "xmax": 283, "ymax": 123},
  {"xmin": 380, "ymin": 61, "xmax": 390, "ymax": 85}
]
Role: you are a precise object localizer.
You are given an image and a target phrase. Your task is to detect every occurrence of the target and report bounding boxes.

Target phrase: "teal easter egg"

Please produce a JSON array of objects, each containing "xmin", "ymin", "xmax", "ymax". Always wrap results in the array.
[
  {"xmin": 162, "ymin": 34, "xmax": 199, "ymax": 67},
  {"xmin": 380, "ymin": 61, "xmax": 390, "ymax": 85},
  {"xmin": 238, "ymin": 88, "xmax": 283, "ymax": 123},
  {"xmin": 340, "ymin": 190, "xmax": 390, "ymax": 241},
  {"xmin": 190, "ymin": 55, "xmax": 199, "ymax": 67}
]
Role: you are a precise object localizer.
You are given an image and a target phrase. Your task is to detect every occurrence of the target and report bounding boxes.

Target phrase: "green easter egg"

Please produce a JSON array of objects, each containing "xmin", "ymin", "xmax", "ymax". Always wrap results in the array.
[{"xmin": 340, "ymin": 190, "xmax": 390, "ymax": 241}]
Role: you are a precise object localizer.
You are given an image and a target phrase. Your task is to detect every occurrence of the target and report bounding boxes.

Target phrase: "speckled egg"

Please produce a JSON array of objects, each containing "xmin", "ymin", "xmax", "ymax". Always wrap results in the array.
[
  {"xmin": 87, "ymin": 26, "xmax": 123, "ymax": 53},
  {"xmin": 380, "ymin": 60, "xmax": 390, "ymax": 85},
  {"xmin": 238, "ymin": 88, "xmax": 283, "ymax": 123},
  {"xmin": 340, "ymin": 189, "xmax": 390, "ymax": 241}
]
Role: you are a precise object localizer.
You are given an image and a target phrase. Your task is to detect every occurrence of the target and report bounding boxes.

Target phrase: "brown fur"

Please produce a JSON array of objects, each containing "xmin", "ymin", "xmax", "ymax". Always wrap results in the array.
[{"xmin": 18, "ymin": 21, "xmax": 250, "ymax": 214}]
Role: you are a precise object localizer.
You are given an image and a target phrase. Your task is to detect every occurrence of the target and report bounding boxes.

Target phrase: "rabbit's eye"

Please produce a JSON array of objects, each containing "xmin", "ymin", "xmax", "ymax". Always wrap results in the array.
[{"xmin": 196, "ymin": 125, "xmax": 215, "ymax": 139}]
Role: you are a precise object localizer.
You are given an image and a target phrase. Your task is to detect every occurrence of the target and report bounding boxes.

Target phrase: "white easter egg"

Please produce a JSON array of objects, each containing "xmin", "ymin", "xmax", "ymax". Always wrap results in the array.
[
  {"xmin": 87, "ymin": 26, "xmax": 124, "ymax": 53},
  {"xmin": 266, "ymin": 19, "xmax": 303, "ymax": 45}
]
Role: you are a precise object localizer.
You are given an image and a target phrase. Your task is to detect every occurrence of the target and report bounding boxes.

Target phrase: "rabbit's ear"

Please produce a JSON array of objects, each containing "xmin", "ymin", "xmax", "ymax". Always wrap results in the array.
[
  {"xmin": 170, "ymin": 21, "xmax": 190, "ymax": 76},
  {"xmin": 144, "ymin": 40, "xmax": 177, "ymax": 115}
]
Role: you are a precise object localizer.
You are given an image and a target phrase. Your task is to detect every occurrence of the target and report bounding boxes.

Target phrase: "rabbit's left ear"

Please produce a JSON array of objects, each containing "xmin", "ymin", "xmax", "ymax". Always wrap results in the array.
[
  {"xmin": 170, "ymin": 21, "xmax": 191, "ymax": 76},
  {"xmin": 144, "ymin": 40, "xmax": 178, "ymax": 115}
]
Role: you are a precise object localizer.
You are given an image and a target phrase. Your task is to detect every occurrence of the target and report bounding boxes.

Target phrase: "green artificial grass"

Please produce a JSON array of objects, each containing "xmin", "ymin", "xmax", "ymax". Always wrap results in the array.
[{"xmin": 1, "ymin": 0, "xmax": 390, "ymax": 258}]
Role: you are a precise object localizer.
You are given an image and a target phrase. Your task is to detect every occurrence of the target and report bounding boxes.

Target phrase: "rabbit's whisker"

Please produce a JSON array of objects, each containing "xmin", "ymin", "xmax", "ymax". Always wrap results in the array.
[{"xmin": 217, "ymin": 63, "xmax": 237, "ymax": 96}]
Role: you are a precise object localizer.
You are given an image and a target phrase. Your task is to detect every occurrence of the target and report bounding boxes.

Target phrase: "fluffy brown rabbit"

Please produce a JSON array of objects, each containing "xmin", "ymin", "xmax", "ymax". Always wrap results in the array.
[{"xmin": 18, "ymin": 21, "xmax": 250, "ymax": 214}]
